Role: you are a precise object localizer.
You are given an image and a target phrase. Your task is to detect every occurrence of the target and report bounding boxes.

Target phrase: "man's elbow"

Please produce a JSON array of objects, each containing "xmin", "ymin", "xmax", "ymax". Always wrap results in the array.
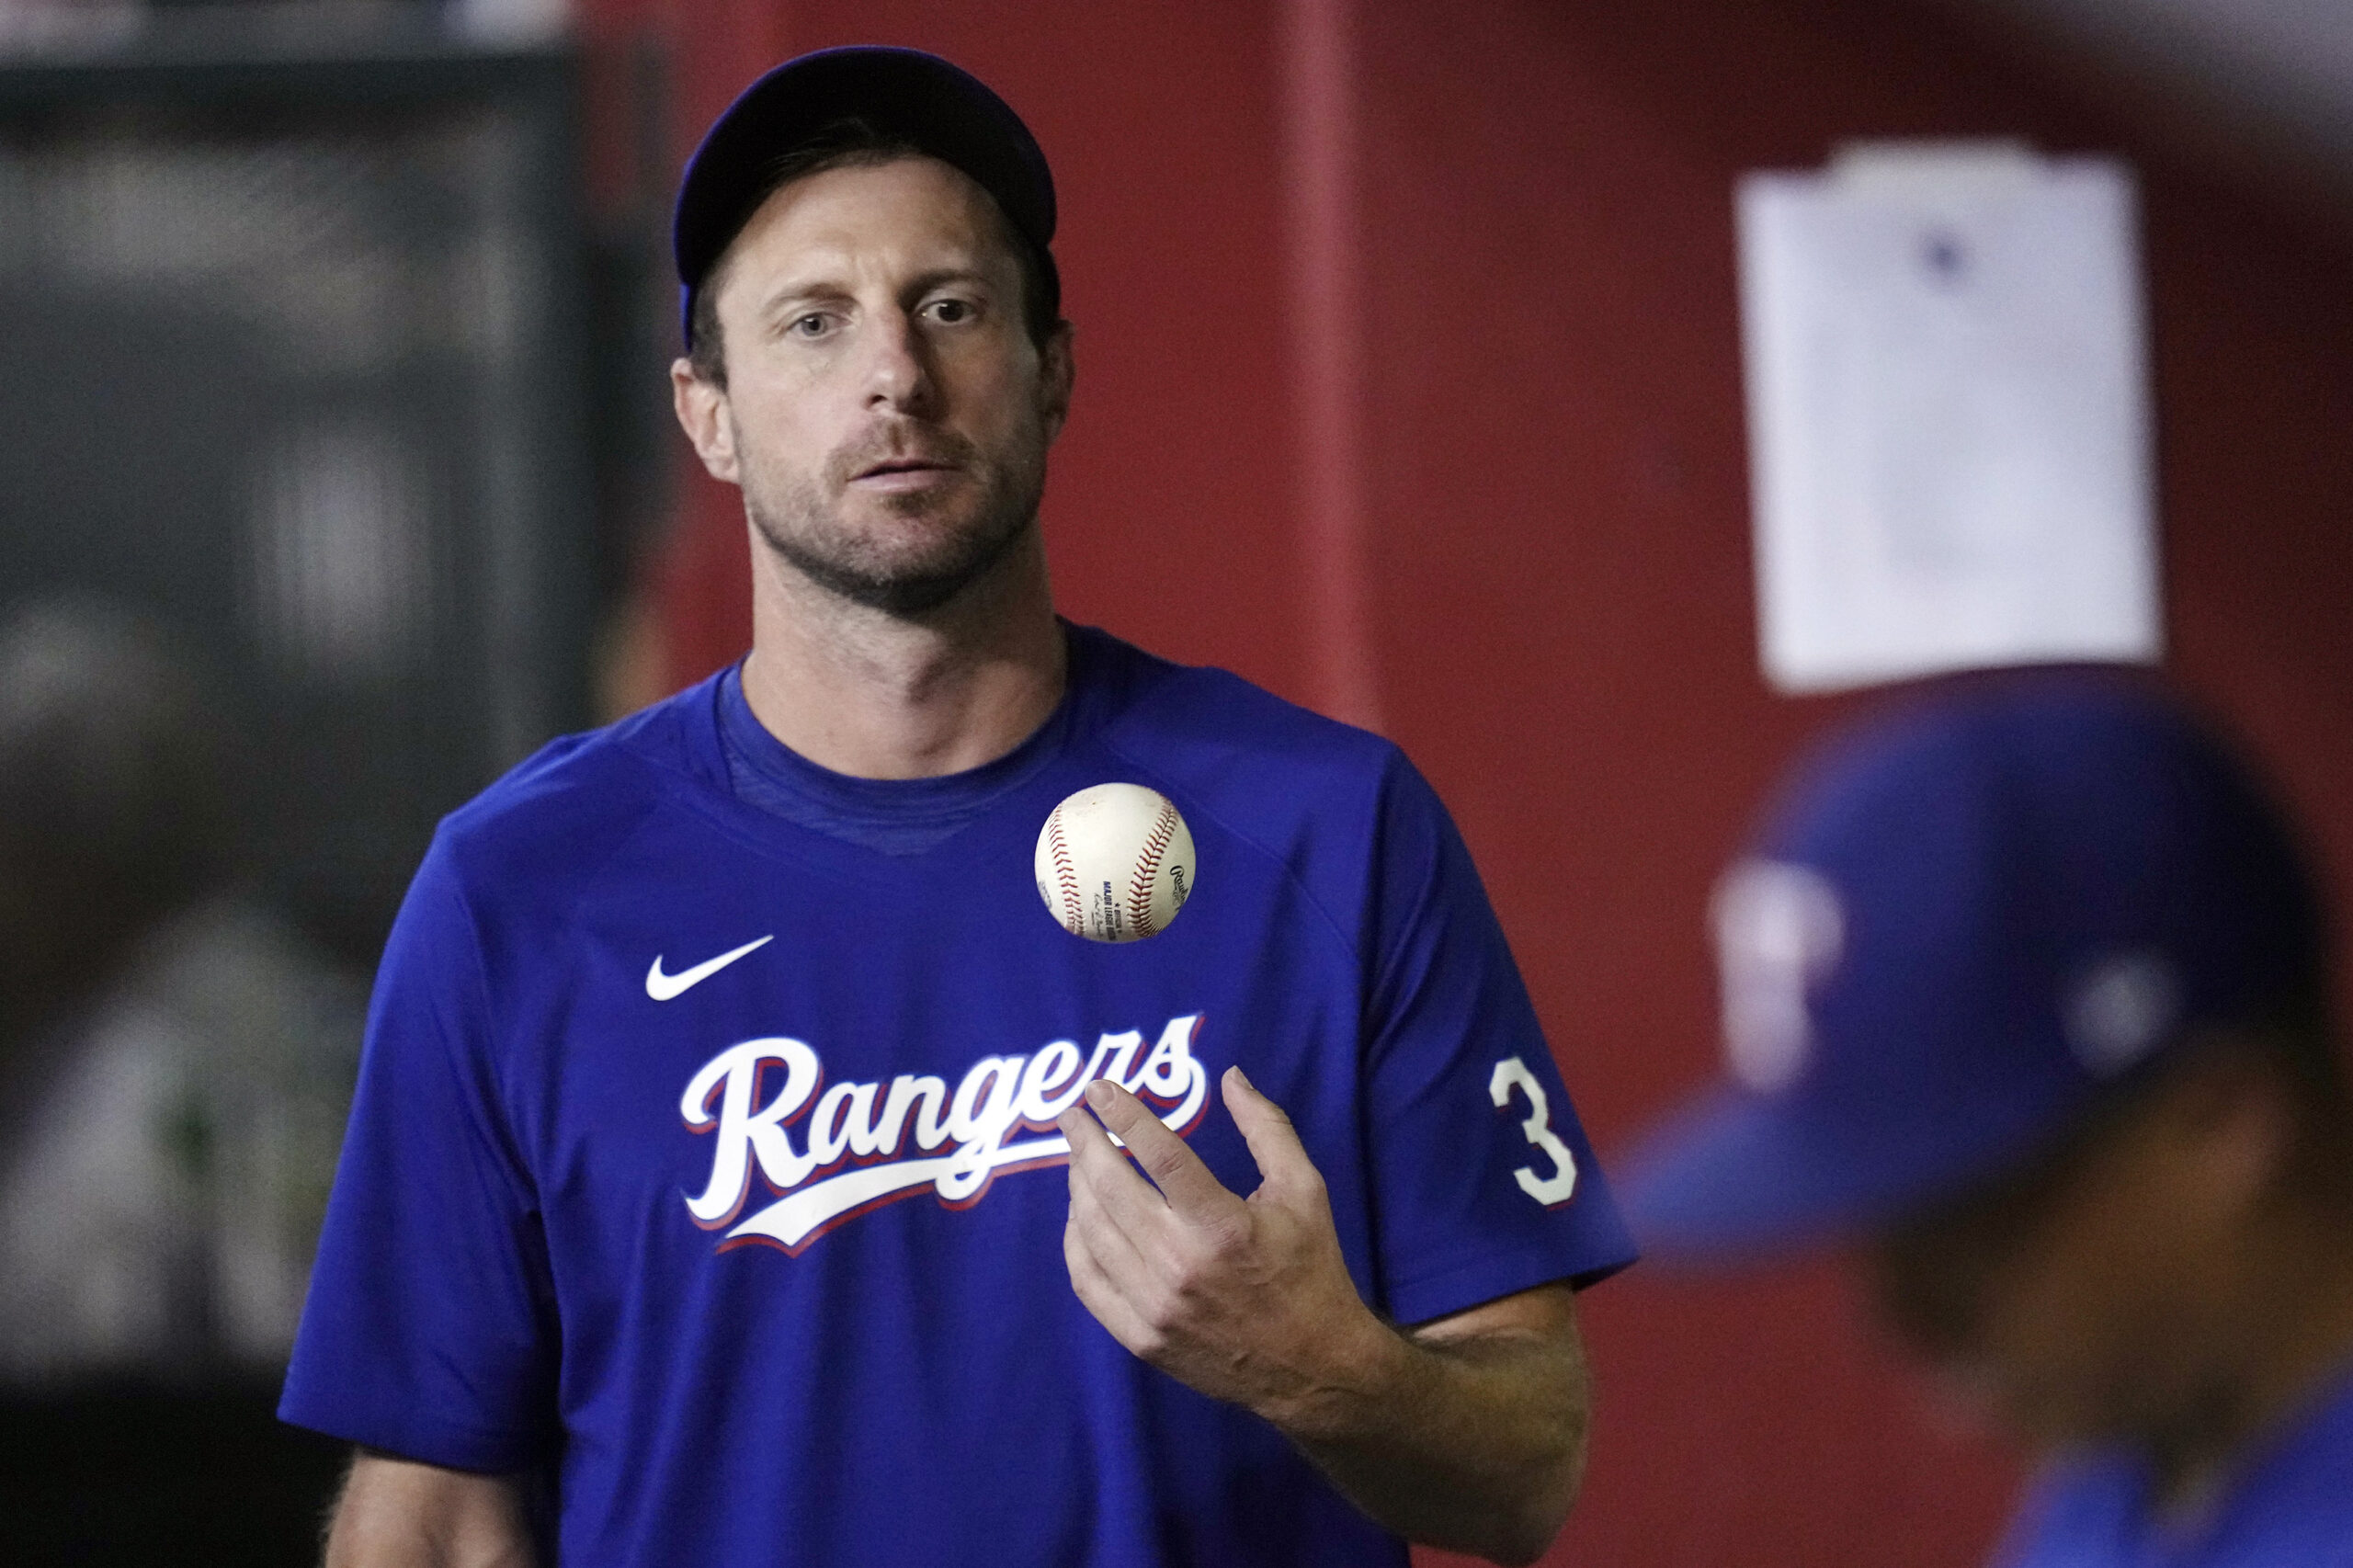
[
  {"xmin": 1486, "ymin": 1454, "xmax": 1584, "ymax": 1567},
  {"xmin": 1450, "ymin": 1412, "xmax": 1586, "ymax": 1568}
]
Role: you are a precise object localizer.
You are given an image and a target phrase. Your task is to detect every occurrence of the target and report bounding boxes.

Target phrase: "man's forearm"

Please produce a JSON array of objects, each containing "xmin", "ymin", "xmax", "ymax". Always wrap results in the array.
[{"xmin": 1261, "ymin": 1297, "xmax": 1591, "ymax": 1567}]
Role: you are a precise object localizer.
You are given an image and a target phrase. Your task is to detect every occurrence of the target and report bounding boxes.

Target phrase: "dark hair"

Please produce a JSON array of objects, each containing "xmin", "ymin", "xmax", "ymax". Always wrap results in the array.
[
  {"xmin": 2244, "ymin": 983, "xmax": 2350, "ymax": 1129},
  {"xmin": 2069, "ymin": 983, "xmax": 2351, "ymax": 1188},
  {"xmin": 685, "ymin": 117, "xmax": 1063, "ymax": 388}
]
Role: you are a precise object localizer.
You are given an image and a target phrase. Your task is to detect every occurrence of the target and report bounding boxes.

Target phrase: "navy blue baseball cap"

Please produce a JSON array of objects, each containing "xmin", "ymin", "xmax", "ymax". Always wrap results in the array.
[
  {"xmin": 1620, "ymin": 672, "xmax": 2326, "ymax": 1263},
  {"xmin": 673, "ymin": 46, "xmax": 1058, "ymax": 348}
]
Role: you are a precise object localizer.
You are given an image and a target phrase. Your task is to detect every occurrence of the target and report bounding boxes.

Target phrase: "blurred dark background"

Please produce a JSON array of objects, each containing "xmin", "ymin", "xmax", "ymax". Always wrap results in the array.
[
  {"xmin": 1, "ymin": 1, "xmax": 2351, "ymax": 1565},
  {"xmin": 0, "ymin": 2, "xmax": 660, "ymax": 1561}
]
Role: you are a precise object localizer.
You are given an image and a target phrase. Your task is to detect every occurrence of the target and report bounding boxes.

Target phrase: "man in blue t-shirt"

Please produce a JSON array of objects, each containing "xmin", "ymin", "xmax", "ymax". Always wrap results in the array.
[
  {"xmin": 283, "ymin": 47, "xmax": 1633, "ymax": 1567},
  {"xmin": 1620, "ymin": 674, "xmax": 2353, "ymax": 1567}
]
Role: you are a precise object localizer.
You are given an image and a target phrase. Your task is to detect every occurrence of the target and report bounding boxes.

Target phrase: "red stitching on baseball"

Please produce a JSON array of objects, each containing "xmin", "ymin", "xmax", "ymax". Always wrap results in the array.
[
  {"xmin": 1047, "ymin": 806, "xmax": 1084, "ymax": 934},
  {"xmin": 1126, "ymin": 799, "xmax": 1177, "ymax": 938}
]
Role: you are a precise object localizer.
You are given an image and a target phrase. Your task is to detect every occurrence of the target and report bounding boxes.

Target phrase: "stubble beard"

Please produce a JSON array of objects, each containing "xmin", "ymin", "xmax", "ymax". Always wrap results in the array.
[{"xmin": 741, "ymin": 416, "xmax": 1050, "ymax": 619}]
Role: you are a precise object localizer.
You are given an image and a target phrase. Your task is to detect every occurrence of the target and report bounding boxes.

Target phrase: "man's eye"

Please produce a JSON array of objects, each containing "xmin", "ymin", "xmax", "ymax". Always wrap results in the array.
[
  {"xmin": 788, "ymin": 313, "xmax": 832, "ymax": 337},
  {"xmin": 925, "ymin": 299, "xmax": 975, "ymax": 324}
]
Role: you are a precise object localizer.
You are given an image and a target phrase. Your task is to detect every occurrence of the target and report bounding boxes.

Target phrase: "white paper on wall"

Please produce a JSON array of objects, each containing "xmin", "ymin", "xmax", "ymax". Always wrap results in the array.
[{"xmin": 1737, "ymin": 142, "xmax": 2160, "ymax": 694}]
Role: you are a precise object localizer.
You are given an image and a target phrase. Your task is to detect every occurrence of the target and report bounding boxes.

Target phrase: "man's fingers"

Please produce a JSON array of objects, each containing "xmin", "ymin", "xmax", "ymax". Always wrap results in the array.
[
  {"xmin": 1056, "ymin": 1101, "xmax": 1112, "ymax": 1161},
  {"xmin": 1084, "ymin": 1078, "xmax": 1238, "ymax": 1221},
  {"xmin": 1222, "ymin": 1066, "xmax": 1323, "ymax": 1199},
  {"xmin": 1055, "ymin": 1102, "xmax": 1172, "ymax": 1239},
  {"xmin": 1065, "ymin": 1140, "xmax": 1157, "ymax": 1283},
  {"xmin": 1062, "ymin": 1212, "xmax": 1157, "ymax": 1354}
]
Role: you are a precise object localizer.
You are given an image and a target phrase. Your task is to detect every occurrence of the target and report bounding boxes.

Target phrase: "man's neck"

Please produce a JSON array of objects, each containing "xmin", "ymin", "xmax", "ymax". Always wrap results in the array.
[
  {"xmin": 2148, "ymin": 1186, "xmax": 2353, "ymax": 1521},
  {"xmin": 739, "ymin": 526, "xmax": 1067, "ymax": 780}
]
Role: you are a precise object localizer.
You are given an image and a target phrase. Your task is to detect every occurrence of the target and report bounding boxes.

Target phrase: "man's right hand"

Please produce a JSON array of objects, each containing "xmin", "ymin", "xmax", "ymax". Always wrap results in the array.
[{"xmin": 324, "ymin": 1449, "xmax": 535, "ymax": 1568}]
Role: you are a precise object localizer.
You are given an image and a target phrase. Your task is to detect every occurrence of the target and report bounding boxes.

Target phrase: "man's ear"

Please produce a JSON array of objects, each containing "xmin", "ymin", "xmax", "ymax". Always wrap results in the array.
[
  {"xmin": 672, "ymin": 358, "xmax": 741, "ymax": 485},
  {"xmin": 1037, "ymin": 322, "xmax": 1075, "ymax": 443},
  {"xmin": 2162, "ymin": 1042, "xmax": 2296, "ymax": 1222}
]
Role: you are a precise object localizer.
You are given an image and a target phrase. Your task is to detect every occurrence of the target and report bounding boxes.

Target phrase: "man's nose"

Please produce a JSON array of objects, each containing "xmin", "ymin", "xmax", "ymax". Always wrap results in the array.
[{"xmin": 860, "ymin": 312, "xmax": 937, "ymax": 415}]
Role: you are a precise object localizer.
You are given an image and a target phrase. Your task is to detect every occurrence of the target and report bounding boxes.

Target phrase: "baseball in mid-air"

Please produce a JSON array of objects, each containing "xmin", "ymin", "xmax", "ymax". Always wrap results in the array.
[{"xmin": 1036, "ymin": 783, "xmax": 1197, "ymax": 943}]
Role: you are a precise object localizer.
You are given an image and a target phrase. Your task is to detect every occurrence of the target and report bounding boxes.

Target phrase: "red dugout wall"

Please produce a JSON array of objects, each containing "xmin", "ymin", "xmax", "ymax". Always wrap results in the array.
[{"xmin": 578, "ymin": 2, "xmax": 2353, "ymax": 1563}]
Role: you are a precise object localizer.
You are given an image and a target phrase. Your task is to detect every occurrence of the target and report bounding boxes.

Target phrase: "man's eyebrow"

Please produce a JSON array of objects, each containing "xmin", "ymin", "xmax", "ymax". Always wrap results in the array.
[
  {"xmin": 901, "ymin": 265, "xmax": 1000, "ymax": 297},
  {"xmin": 748, "ymin": 264, "xmax": 1001, "ymax": 319},
  {"xmin": 752, "ymin": 274, "xmax": 855, "ymax": 315}
]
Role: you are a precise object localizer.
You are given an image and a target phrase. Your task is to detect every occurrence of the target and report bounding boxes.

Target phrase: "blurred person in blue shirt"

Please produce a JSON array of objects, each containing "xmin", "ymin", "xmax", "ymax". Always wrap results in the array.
[{"xmin": 1620, "ymin": 671, "xmax": 2353, "ymax": 1568}]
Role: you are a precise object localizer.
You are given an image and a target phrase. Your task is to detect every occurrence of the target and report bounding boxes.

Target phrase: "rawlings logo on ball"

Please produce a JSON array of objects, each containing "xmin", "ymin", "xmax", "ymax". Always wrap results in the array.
[{"xmin": 1036, "ymin": 783, "xmax": 1197, "ymax": 942}]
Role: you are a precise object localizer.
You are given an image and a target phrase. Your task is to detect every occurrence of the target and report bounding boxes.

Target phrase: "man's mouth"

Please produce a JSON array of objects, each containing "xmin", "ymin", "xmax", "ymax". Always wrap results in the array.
[{"xmin": 853, "ymin": 458, "xmax": 958, "ymax": 482}]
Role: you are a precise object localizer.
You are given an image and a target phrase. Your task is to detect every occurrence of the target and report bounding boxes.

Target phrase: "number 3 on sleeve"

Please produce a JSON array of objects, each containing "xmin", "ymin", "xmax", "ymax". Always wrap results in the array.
[{"xmin": 1487, "ymin": 1057, "xmax": 1580, "ymax": 1207}]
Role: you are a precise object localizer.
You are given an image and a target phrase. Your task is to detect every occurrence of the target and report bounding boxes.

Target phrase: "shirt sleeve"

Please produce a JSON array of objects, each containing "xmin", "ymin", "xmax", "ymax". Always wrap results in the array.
[
  {"xmin": 278, "ymin": 835, "xmax": 558, "ymax": 1471},
  {"xmin": 1359, "ymin": 756, "xmax": 1637, "ymax": 1326}
]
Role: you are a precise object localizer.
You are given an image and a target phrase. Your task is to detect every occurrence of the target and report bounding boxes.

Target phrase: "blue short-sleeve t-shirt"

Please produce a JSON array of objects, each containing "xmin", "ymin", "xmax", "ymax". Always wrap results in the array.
[
  {"xmin": 1994, "ymin": 1365, "xmax": 2353, "ymax": 1568},
  {"xmin": 281, "ymin": 624, "xmax": 1634, "ymax": 1567}
]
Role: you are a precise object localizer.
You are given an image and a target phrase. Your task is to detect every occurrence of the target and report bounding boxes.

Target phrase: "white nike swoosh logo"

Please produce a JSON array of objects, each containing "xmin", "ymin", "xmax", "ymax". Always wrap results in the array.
[{"xmin": 646, "ymin": 935, "xmax": 774, "ymax": 1001}]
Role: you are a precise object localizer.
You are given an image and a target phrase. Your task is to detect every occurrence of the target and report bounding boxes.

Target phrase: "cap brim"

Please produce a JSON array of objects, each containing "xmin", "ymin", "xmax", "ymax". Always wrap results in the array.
[{"xmin": 1616, "ymin": 1074, "xmax": 2076, "ymax": 1266}]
